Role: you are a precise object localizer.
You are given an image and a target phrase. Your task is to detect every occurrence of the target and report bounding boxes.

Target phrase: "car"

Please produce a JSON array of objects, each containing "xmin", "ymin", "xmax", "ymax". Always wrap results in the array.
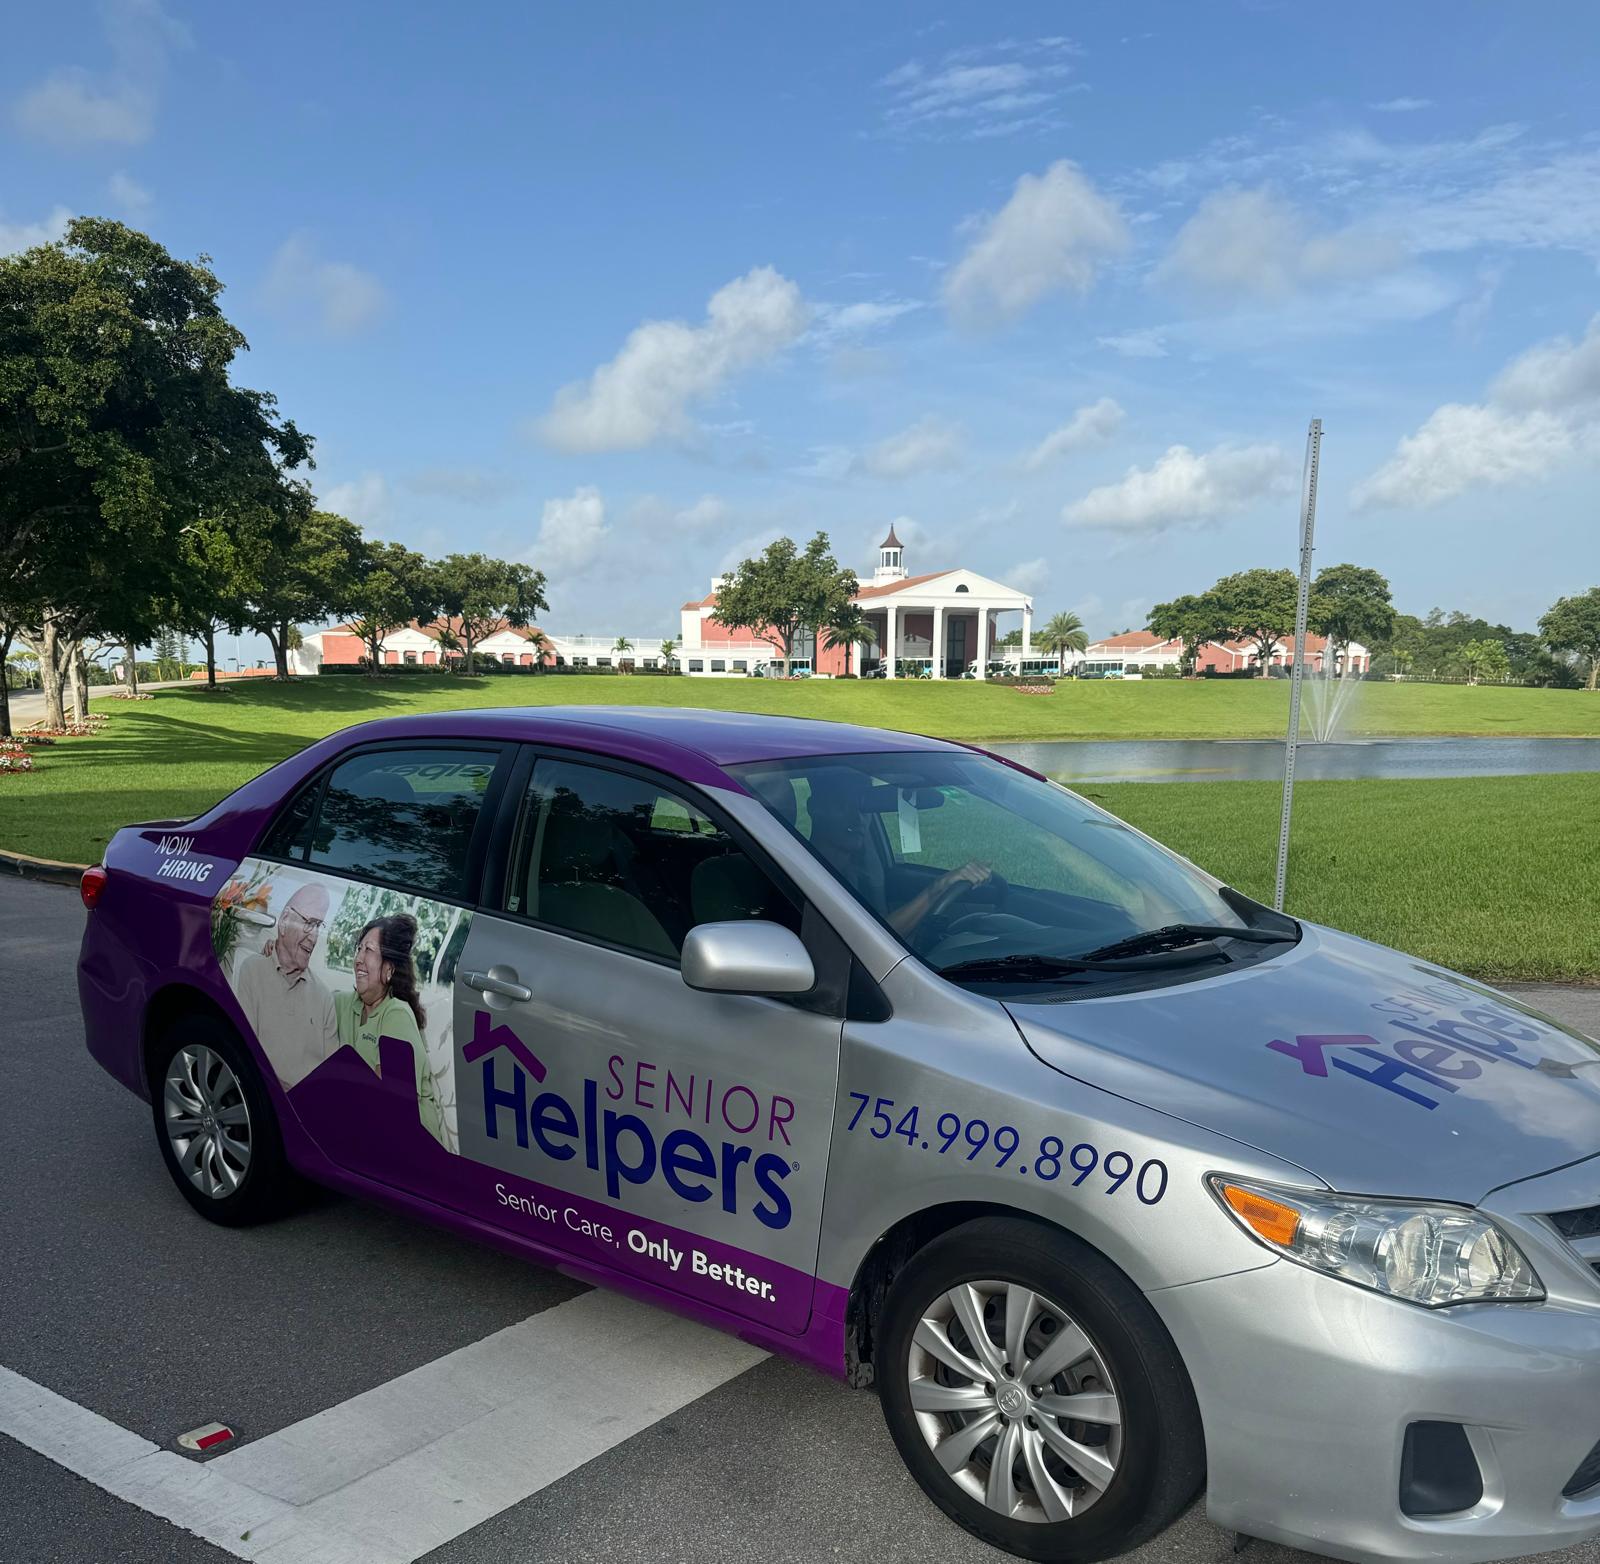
[{"xmin": 78, "ymin": 707, "xmax": 1600, "ymax": 1564}]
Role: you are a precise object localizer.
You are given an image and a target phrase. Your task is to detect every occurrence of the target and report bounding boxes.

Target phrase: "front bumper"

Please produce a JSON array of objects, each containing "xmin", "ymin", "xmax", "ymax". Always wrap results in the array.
[{"xmin": 1148, "ymin": 1258, "xmax": 1600, "ymax": 1563}]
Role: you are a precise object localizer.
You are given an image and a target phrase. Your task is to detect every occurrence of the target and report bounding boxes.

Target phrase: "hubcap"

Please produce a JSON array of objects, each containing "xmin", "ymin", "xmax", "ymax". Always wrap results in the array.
[
  {"xmin": 908, "ymin": 1280, "xmax": 1123, "ymax": 1524},
  {"xmin": 163, "ymin": 1045, "xmax": 251, "ymax": 1199}
]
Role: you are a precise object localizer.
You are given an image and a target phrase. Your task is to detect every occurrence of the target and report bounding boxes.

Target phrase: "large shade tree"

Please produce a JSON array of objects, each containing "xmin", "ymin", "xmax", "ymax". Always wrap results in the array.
[
  {"xmin": 247, "ymin": 508, "xmax": 362, "ymax": 678},
  {"xmin": 1540, "ymin": 587, "xmax": 1600, "ymax": 691},
  {"xmin": 1147, "ymin": 593, "xmax": 1228, "ymax": 673},
  {"xmin": 347, "ymin": 541, "xmax": 436, "ymax": 672},
  {"xmin": 1208, "ymin": 568, "xmax": 1302, "ymax": 676},
  {"xmin": 711, "ymin": 533, "xmax": 857, "ymax": 668},
  {"xmin": 1311, "ymin": 563, "xmax": 1395, "ymax": 663},
  {"xmin": 427, "ymin": 553, "xmax": 550, "ymax": 673},
  {"xmin": 1, "ymin": 218, "xmax": 312, "ymax": 726}
]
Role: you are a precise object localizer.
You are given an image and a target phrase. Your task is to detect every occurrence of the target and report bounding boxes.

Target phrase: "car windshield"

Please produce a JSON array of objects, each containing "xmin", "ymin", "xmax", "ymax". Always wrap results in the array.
[{"xmin": 730, "ymin": 751, "xmax": 1280, "ymax": 986}]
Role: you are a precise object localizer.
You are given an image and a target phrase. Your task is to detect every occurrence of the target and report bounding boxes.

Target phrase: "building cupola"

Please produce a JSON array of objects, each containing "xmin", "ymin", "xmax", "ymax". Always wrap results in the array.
[{"xmin": 874, "ymin": 522, "xmax": 907, "ymax": 584}]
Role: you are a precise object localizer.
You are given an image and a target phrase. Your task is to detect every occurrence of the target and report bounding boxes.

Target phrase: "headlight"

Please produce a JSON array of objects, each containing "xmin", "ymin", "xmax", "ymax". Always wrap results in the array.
[{"xmin": 1208, "ymin": 1175, "xmax": 1544, "ymax": 1307}]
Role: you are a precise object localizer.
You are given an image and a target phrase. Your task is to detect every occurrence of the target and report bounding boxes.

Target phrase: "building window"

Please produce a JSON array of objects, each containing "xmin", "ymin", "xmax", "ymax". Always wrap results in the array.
[
  {"xmin": 641, "ymin": 658, "xmax": 657, "ymax": 670},
  {"xmin": 598, "ymin": 657, "xmax": 612, "ymax": 668},
  {"xmin": 955, "ymin": 584, "xmax": 969, "ymax": 593},
  {"xmin": 502, "ymin": 653, "xmax": 515, "ymax": 664},
  {"xmin": 711, "ymin": 659, "xmax": 726, "ymax": 673},
  {"xmin": 688, "ymin": 659, "xmax": 704, "ymax": 672},
  {"xmin": 732, "ymin": 660, "xmax": 747, "ymax": 673},
  {"xmin": 403, "ymin": 651, "xmax": 417, "ymax": 664}
]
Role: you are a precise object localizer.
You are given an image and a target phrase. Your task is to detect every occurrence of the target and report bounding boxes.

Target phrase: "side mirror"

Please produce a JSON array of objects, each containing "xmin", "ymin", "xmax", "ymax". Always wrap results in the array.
[{"xmin": 681, "ymin": 921, "xmax": 815, "ymax": 996}]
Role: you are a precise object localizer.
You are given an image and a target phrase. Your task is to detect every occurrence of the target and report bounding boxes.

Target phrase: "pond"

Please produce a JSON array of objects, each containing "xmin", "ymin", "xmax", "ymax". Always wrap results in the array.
[{"xmin": 988, "ymin": 737, "xmax": 1600, "ymax": 785}]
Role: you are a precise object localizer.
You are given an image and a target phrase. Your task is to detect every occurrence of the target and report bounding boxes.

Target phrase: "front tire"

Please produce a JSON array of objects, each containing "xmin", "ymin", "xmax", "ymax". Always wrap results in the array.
[
  {"xmin": 876, "ymin": 1217, "xmax": 1204, "ymax": 1562},
  {"xmin": 150, "ymin": 1017, "xmax": 299, "ymax": 1226}
]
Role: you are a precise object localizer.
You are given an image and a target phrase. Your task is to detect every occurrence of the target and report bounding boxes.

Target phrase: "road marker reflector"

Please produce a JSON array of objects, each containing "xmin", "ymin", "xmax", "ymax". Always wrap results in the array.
[{"xmin": 178, "ymin": 1421, "xmax": 236, "ymax": 1453}]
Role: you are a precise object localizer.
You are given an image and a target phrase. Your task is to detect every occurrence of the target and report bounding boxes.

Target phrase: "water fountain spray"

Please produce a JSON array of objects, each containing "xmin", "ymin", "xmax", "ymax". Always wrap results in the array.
[{"xmin": 1274, "ymin": 419, "xmax": 1322, "ymax": 912}]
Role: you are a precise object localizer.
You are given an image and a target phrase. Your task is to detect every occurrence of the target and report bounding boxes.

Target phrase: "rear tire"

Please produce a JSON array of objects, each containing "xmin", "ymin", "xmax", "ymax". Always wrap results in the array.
[
  {"xmin": 149, "ymin": 1016, "xmax": 300, "ymax": 1226},
  {"xmin": 876, "ymin": 1217, "xmax": 1204, "ymax": 1562}
]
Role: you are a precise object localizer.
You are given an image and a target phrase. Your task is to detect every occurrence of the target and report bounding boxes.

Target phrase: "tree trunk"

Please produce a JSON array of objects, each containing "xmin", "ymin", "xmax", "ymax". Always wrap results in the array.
[
  {"xmin": 268, "ymin": 622, "xmax": 290, "ymax": 679},
  {"xmin": 125, "ymin": 639, "xmax": 141, "ymax": 695},
  {"xmin": 0, "ymin": 625, "xmax": 12, "ymax": 739},
  {"xmin": 26, "ymin": 614, "xmax": 68, "ymax": 729},
  {"xmin": 66, "ymin": 642, "xmax": 89, "ymax": 723},
  {"xmin": 1587, "ymin": 655, "xmax": 1598, "ymax": 691},
  {"xmin": 203, "ymin": 624, "xmax": 218, "ymax": 689}
]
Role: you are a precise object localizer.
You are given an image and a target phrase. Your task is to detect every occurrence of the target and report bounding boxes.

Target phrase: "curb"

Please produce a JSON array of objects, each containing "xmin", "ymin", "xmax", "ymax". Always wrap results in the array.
[{"xmin": 0, "ymin": 849, "xmax": 88, "ymax": 887}]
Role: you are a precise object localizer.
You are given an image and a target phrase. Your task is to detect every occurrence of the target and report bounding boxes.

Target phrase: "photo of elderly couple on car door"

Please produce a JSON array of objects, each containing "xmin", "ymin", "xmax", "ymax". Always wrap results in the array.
[{"xmin": 211, "ymin": 863, "xmax": 472, "ymax": 1152}]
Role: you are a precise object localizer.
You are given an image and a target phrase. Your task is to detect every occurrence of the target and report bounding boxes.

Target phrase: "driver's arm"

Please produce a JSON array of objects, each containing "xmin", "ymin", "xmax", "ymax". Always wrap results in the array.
[{"xmin": 889, "ymin": 860, "xmax": 992, "ymax": 936}]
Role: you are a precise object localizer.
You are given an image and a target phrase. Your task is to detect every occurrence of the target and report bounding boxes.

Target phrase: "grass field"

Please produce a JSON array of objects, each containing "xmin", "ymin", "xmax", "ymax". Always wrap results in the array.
[{"xmin": 3, "ymin": 676, "xmax": 1596, "ymax": 981}]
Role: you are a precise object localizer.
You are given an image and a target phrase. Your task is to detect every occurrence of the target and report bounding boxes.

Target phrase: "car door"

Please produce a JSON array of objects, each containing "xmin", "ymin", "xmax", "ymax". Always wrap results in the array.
[
  {"xmin": 446, "ymin": 750, "xmax": 845, "ymax": 1335},
  {"xmin": 209, "ymin": 741, "xmax": 511, "ymax": 1189}
]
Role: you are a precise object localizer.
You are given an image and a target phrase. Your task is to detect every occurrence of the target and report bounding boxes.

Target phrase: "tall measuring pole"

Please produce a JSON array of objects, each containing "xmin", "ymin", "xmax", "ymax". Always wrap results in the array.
[{"xmin": 1274, "ymin": 418, "xmax": 1322, "ymax": 912}]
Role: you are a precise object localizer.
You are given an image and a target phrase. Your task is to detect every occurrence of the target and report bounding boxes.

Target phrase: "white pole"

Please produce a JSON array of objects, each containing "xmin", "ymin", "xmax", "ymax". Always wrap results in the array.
[{"xmin": 1274, "ymin": 418, "xmax": 1322, "ymax": 913}]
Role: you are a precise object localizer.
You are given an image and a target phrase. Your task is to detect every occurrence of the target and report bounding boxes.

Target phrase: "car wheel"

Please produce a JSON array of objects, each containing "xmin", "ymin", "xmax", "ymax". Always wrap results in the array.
[
  {"xmin": 150, "ymin": 1017, "xmax": 299, "ymax": 1226},
  {"xmin": 877, "ymin": 1217, "xmax": 1204, "ymax": 1563}
]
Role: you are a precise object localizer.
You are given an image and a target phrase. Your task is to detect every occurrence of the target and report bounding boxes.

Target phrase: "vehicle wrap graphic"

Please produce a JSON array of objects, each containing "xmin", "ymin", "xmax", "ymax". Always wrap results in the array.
[
  {"xmin": 212, "ymin": 861, "xmax": 821, "ymax": 1333},
  {"xmin": 1266, "ymin": 978, "xmax": 1599, "ymax": 1110}
]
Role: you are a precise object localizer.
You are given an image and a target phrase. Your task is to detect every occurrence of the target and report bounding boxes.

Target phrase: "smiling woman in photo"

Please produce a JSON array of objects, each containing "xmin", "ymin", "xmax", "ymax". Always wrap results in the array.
[{"xmin": 335, "ymin": 913, "xmax": 448, "ymax": 1147}]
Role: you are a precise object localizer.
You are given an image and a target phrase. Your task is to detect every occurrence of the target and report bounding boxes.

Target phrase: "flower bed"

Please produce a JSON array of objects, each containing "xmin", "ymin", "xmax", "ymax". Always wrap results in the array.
[
  {"xmin": 1009, "ymin": 683, "xmax": 1055, "ymax": 695},
  {"xmin": 0, "ymin": 750, "xmax": 35, "ymax": 774}
]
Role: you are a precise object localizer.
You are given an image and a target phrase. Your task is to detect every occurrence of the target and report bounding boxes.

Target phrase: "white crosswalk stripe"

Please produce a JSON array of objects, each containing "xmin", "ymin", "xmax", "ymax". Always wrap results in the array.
[{"xmin": 0, "ymin": 1289, "xmax": 766, "ymax": 1562}]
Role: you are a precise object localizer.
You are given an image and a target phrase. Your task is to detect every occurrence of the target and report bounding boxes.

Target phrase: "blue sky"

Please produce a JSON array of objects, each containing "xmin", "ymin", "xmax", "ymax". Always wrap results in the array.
[{"xmin": 6, "ymin": 1, "xmax": 1599, "ymax": 657}]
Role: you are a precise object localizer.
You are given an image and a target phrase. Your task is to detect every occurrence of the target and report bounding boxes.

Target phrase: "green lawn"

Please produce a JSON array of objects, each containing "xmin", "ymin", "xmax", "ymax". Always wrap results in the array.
[
  {"xmin": 2, "ymin": 676, "xmax": 1596, "ymax": 982},
  {"xmin": 1083, "ymin": 773, "xmax": 1600, "ymax": 985}
]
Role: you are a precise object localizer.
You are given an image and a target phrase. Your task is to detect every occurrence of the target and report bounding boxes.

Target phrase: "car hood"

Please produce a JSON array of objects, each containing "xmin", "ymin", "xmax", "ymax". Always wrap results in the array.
[{"xmin": 1006, "ymin": 924, "xmax": 1600, "ymax": 1206}]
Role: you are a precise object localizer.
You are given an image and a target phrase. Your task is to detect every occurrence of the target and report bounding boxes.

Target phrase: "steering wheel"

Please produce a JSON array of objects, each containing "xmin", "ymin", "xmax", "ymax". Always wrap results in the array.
[{"xmin": 932, "ymin": 867, "xmax": 1009, "ymax": 927}]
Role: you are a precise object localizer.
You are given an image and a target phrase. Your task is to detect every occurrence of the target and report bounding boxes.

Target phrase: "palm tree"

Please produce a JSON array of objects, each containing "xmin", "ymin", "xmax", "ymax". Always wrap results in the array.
[
  {"xmin": 525, "ymin": 628, "xmax": 552, "ymax": 671},
  {"xmin": 1039, "ymin": 611, "xmax": 1089, "ymax": 674},
  {"xmin": 821, "ymin": 606, "xmax": 877, "ymax": 677},
  {"xmin": 659, "ymin": 637, "xmax": 677, "ymax": 672},
  {"xmin": 613, "ymin": 635, "xmax": 633, "ymax": 675}
]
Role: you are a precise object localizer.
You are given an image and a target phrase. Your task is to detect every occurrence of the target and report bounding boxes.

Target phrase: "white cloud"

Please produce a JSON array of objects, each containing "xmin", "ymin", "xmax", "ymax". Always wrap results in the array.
[
  {"xmin": 0, "ymin": 205, "xmax": 72, "ymax": 255},
  {"xmin": 107, "ymin": 170, "xmax": 152, "ymax": 215},
  {"xmin": 1492, "ymin": 314, "xmax": 1600, "ymax": 413},
  {"xmin": 1024, "ymin": 397, "xmax": 1125, "ymax": 470},
  {"xmin": 879, "ymin": 37, "xmax": 1081, "ymax": 141},
  {"xmin": 1156, "ymin": 186, "xmax": 1401, "ymax": 302},
  {"xmin": 810, "ymin": 297, "xmax": 922, "ymax": 343},
  {"xmin": 1097, "ymin": 328, "xmax": 1167, "ymax": 358},
  {"xmin": 538, "ymin": 267, "xmax": 808, "ymax": 453},
  {"xmin": 944, "ymin": 161, "xmax": 1129, "ymax": 325},
  {"xmin": 13, "ymin": 0, "xmax": 190, "ymax": 147},
  {"xmin": 856, "ymin": 415, "xmax": 966, "ymax": 478},
  {"xmin": 1371, "ymin": 97, "xmax": 1432, "ymax": 113},
  {"xmin": 532, "ymin": 486, "xmax": 609, "ymax": 575},
  {"xmin": 674, "ymin": 494, "xmax": 731, "ymax": 531},
  {"xmin": 1063, "ymin": 443, "xmax": 1290, "ymax": 533},
  {"xmin": 263, "ymin": 234, "xmax": 387, "ymax": 336},
  {"xmin": 1006, "ymin": 557, "xmax": 1051, "ymax": 594},
  {"xmin": 320, "ymin": 473, "xmax": 389, "ymax": 527},
  {"xmin": 1354, "ymin": 315, "xmax": 1600, "ymax": 510},
  {"xmin": 1352, "ymin": 404, "xmax": 1573, "ymax": 510}
]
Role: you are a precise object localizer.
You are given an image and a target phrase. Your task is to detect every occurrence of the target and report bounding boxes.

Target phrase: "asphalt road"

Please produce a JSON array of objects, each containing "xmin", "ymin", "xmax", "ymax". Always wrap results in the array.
[{"xmin": 2, "ymin": 875, "xmax": 1597, "ymax": 1564}]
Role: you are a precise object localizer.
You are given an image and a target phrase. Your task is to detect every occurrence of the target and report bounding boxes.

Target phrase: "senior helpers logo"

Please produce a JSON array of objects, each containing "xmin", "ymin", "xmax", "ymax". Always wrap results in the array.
[{"xmin": 466, "ymin": 1010, "xmax": 797, "ymax": 1229}]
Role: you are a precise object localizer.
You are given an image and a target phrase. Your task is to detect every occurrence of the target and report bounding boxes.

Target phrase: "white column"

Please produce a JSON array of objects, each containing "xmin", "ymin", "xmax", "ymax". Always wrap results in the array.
[
  {"xmin": 932, "ymin": 604, "xmax": 945, "ymax": 679},
  {"xmin": 974, "ymin": 609, "xmax": 987, "ymax": 679},
  {"xmin": 1022, "ymin": 604, "xmax": 1033, "ymax": 657},
  {"xmin": 884, "ymin": 603, "xmax": 897, "ymax": 678}
]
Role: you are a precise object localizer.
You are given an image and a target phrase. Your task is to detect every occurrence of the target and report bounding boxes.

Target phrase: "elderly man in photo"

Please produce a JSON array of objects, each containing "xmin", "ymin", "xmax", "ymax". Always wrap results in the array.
[{"xmin": 235, "ymin": 882, "xmax": 339, "ymax": 1089}]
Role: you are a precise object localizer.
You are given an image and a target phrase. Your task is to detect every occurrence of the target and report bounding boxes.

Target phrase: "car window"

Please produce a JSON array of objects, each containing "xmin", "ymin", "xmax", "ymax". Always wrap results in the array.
[
  {"xmin": 506, "ymin": 757, "xmax": 799, "ymax": 960},
  {"xmin": 258, "ymin": 776, "xmax": 320, "ymax": 861},
  {"xmin": 306, "ymin": 747, "xmax": 500, "ymax": 898}
]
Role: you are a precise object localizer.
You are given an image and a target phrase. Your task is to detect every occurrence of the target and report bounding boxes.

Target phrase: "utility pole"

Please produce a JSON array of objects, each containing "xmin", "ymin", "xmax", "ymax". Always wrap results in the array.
[{"xmin": 1275, "ymin": 418, "xmax": 1322, "ymax": 913}]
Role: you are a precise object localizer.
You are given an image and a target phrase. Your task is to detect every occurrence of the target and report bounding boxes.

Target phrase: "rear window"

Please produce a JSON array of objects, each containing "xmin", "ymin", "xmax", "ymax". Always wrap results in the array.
[{"xmin": 305, "ymin": 747, "xmax": 500, "ymax": 899}]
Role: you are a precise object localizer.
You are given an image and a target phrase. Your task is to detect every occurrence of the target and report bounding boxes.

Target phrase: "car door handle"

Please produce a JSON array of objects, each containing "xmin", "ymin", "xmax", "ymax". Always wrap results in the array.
[
  {"xmin": 463, "ymin": 969, "xmax": 533, "ymax": 1003},
  {"xmin": 228, "ymin": 907, "xmax": 275, "ymax": 928}
]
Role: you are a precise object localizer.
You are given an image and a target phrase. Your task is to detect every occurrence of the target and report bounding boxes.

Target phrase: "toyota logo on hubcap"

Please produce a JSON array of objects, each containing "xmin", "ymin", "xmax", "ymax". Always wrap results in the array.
[{"xmin": 996, "ymin": 1384, "xmax": 1026, "ymax": 1416}]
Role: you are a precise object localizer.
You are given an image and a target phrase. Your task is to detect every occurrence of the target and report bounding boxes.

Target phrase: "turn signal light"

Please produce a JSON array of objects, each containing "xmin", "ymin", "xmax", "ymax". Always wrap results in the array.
[
  {"xmin": 1220, "ymin": 1182, "xmax": 1301, "ymax": 1246},
  {"xmin": 80, "ymin": 865, "xmax": 109, "ymax": 909}
]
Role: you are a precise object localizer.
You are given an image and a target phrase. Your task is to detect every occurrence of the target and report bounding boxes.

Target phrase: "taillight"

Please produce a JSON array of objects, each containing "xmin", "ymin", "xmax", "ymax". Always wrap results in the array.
[{"xmin": 80, "ymin": 866, "xmax": 109, "ymax": 909}]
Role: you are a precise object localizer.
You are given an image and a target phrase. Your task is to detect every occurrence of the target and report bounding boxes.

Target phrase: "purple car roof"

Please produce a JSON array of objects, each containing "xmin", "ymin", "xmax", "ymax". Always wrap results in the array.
[{"xmin": 319, "ymin": 706, "xmax": 964, "ymax": 771}]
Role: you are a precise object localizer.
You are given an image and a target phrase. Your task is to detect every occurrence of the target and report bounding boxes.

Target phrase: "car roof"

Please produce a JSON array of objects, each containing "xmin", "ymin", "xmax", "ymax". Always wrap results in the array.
[{"xmin": 328, "ymin": 705, "xmax": 966, "ymax": 774}]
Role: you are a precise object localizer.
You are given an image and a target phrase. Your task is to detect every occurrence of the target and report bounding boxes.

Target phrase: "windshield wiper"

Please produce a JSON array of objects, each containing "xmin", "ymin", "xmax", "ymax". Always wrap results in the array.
[
  {"xmin": 1077, "ymin": 922, "xmax": 1295, "ymax": 963},
  {"xmin": 937, "ymin": 946, "xmax": 1223, "ymax": 982}
]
